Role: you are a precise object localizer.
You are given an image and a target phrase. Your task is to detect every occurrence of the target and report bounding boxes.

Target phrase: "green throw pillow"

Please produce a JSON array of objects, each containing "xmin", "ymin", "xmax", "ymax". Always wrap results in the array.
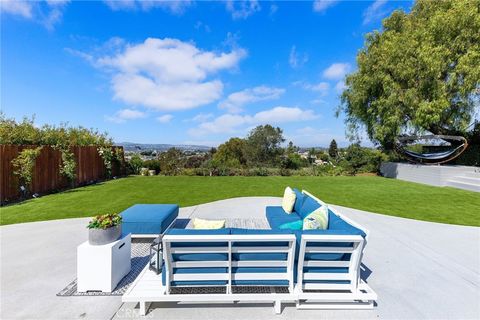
[{"xmin": 303, "ymin": 205, "xmax": 329, "ymax": 230}]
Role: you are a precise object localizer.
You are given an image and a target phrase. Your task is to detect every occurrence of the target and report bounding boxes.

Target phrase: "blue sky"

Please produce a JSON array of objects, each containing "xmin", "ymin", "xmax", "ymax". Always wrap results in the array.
[{"xmin": 1, "ymin": 0, "xmax": 412, "ymax": 147}]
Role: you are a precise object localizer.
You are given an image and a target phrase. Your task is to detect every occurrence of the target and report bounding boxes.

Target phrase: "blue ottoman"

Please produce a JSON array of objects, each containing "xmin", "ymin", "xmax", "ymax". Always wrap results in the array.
[{"xmin": 121, "ymin": 204, "xmax": 179, "ymax": 237}]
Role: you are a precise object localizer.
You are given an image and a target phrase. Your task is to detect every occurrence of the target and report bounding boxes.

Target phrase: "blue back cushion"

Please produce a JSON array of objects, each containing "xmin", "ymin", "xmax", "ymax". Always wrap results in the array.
[
  {"xmin": 293, "ymin": 188, "xmax": 305, "ymax": 213},
  {"xmin": 327, "ymin": 211, "xmax": 366, "ymax": 237},
  {"xmin": 166, "ymin": 228, "xmax": 230, "ymax": 261},
  {"xmin": 298, "ymin": 195, "xmax": 321, "ymax": 219},
  {"xmin": 266, "ymin": 206, "xmax": 302, "ymax": 230},
  {"xmin": 230, "ymin": 228, "xmax": 292, "ymax": 260},
  {"xmin": 163, "ymin": 228, "xmax": 230, "ymax": 286}
]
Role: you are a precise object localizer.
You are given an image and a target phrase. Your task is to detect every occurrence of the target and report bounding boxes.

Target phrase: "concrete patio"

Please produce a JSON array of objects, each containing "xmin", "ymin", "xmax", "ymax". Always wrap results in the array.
[{"xmin": 1, "ymin": 197, "xmax": 479, "ymax": 319}]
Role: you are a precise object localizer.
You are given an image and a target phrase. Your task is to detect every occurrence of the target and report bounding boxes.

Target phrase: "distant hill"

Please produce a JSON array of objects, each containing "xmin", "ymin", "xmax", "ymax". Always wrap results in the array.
[{"xmin": 116, "ymin": 142, "xmax": 211, "ymax": 152}]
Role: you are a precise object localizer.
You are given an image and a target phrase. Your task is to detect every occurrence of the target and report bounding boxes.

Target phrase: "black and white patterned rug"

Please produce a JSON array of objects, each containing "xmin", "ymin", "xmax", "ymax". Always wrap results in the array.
[{"xmin": 57, "ymin": 240, "xmax": 151, "ymax": 297}]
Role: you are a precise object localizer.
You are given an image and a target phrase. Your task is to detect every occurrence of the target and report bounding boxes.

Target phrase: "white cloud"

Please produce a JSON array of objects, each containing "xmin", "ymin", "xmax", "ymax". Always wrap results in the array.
[
  {"xmin": 64, "ymin": 48, "xmax": 95, "ymax": 63},
  {"xmin": 0, "ymin": 0, "xmax": 33, "ymax": 18},
  {"xmin": 253, "ymin": 106, "xmax": 318, "ymax": 123},
  {"xmin": 289, "ymin": 46, "xmax": 308, "ymax": 69},
  {"xmin": 189, "ymin": 113, "xmax": 214, "ymax": 122},
  {"xmin": 104, "ymin": 0, "xmax": 193, "ymax": 14},
  {"xmin": 312, "ymin": 0, "xmax": 338, "ymax": 13},
  {"xmin": 156, "ymin": 114, "xmax": 173, "ymax": 123},
  {"xmin": 190, "ymin": 106, "xmax": 319, "ymax": 136},
  {"xmin": 218, "ymin": 86, "xmax": 285, "ymax": 113},
  {"xmin": 225, "ymin": 0, "xmax": 260, "ymax": 20},
  {"xmin": 363, "ymin": 0, "xmax": 388, "ymax": 25},
  {"xmin": 322, "ymin": 63, "xmax": 351, "ymax": 80},
  {"xmin": 106, "ymin": 108, "xmax": 146, "ymax": 123},
  {"xmin": 190, "ymin": 114, "xmax": 251, "ymax": 135},
  {"xmin": 0, "ymin": 0, "xmax": 69, "ymax": 29},
  {"xmin": 303, "ymin": 82, "xmax": 330, "ymax": 96},
  {"xmin": 97, "ymin": 37, "xmax": 247, "ymax": 111}
]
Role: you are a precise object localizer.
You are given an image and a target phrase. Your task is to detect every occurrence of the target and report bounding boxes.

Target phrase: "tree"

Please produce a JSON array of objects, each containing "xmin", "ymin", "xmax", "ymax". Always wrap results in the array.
[
  {"xmin": 328, "ymin": 139, "xmax": 338, "ymax": 158},
  {"xmin": 127, "ymin": 154, "xmax": 144, "ymax": 175},
  {"xmin": 343, "ymin": 144, "xmax": 388, "ymax": 175},
  {"xmin": 245, "ymin": 125, "xmax": 285, "ymax": 166},
  {"xmin": 308, "ymin": 148, "xmax": 316, "ymax": 164},
  {"xmin": 286, "ymin": 141, "xmax": 297, "ymax": 155},
  {"xmin": 213, "ymin": 137, "xmax": 247, "ymax": 167},
  {"xmin": 339, "ymin": 0, "xmax": 480, "ymax": 149},
  {"xmin": 157, "ymin": 148, "xmax": 185, "ymax": 175}
]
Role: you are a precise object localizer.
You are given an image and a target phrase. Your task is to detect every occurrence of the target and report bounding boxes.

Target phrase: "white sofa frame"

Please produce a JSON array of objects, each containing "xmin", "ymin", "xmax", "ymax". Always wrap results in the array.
[
  {"xmin": 123, "ymin": 233, "xmax": 297, "ymax": 315},
  {"xmin": 296, "ymin": 190, "xmax": 376, "ymax": 309},
  {"xmin": 122, "ymin": 192, "xmax": 377, "ymax": 315}
]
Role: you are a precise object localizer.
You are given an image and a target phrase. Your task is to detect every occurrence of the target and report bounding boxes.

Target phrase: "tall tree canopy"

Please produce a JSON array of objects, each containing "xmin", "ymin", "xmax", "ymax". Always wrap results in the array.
[
  {"xmin": 213, "ymin": 137, "xmax": 247, "ymax": 167},
  {"xmin": 245, "ymin": 125, "xmax": 285, "ymax": 166},
  {"xmin": 340, "ymin": 0, "xmax": 480, "ymax": 149},
  {"xmin": 328, "ymin": 139, "xmax": 338, "ymax": 158}
]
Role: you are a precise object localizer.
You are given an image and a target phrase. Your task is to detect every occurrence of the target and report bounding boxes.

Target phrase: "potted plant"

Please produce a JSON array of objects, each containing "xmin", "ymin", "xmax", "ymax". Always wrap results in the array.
[{"xmin": 87, "ymin": 213, "xmax": 122, "ymax": 245}]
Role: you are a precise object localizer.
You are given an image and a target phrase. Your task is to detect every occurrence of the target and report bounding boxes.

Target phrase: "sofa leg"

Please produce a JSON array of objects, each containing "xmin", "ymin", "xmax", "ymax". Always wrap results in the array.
[
  {"xmin": 273, "ymin": 300, "xmax": 281, "ymax": 314},
  {"xmin": 139, "ymin": 301, "xmax": 151, "ymax": 316}
]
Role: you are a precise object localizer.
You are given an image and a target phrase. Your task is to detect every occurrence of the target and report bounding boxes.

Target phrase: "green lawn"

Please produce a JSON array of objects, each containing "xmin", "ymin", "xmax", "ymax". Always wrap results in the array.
[{"xmin": 1, "ymin": 176, "xmax": 479, "ymax": 226}]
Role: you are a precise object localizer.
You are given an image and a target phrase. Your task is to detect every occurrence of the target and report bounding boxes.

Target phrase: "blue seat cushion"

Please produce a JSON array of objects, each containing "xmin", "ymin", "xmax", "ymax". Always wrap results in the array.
[
  {"xmin": 293, "ymin": 188, "xmax": 305, "ymax": 213},
  {"xmin": 298, "ymin": 196, "xmax": 321, "ymax": 219},
  {"xmin": 121, "ymin": 204, "xmax": 178, "ymax": 236},
  {"xmin": 266, "ymin": 206, "xmax": 302, "ymax": 230}
]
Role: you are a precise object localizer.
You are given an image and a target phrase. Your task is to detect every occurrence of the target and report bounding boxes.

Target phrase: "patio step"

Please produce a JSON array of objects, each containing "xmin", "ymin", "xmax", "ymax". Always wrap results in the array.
[{"xmin": 446, "ymin": 175, "xmax": 480, "ymax": 192}]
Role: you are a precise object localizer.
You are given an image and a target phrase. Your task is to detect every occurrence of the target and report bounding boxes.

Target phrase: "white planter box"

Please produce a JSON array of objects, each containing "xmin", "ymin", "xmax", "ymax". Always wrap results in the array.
[{"xmin": 77, "ymin": 234, "xmax": 131, "ymax": 293}]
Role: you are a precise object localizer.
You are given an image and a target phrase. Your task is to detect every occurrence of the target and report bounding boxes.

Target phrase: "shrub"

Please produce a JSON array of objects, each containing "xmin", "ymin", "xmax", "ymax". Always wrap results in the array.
[
  {"xmin": 126, "ymin": 154, "xmax": 143, "ymax": 175},
  {"xmin": 0, "ymin": 114, "xmax": 113, "ymax": 146},
  {"xmin": 97, "ymin": 146, "xmax": 114, "ymax": 178},
  {"xmin": 59, "ymin": 148, "xmax": 76, "ymax": 186},
  {"xmin": 280, "ymin": 153, "xmax": 305, "ymax": 170},
  {"xmin": 279, "ymin": 168, "xmax": 291, "ymax": 176},
  {"xmin": 180, "ymin": 168, "xmax": 196, "ymax": 176},
  {"xmin": 143, "ymin": 159, "xmax": 161, "ymax": 174},
  {"xmin": 11, "ymin": 147, "xmax": 43, "ymax": 194},
  {"xmin": 252, "ymin": 167, "xmax": 269, "ymax": 176}
]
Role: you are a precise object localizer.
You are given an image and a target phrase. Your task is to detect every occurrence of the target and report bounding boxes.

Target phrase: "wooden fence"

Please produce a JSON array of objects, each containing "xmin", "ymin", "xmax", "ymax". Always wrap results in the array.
[{"xmin": 0, "ymin": 145, "xmax": 125, "ymax": 204}]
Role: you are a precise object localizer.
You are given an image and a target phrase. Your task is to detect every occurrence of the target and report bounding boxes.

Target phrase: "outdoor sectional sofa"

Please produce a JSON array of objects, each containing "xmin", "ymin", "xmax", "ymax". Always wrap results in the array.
[{"xmin": 122, "ymin": 190, "xmax": 376, "ymax": 315}]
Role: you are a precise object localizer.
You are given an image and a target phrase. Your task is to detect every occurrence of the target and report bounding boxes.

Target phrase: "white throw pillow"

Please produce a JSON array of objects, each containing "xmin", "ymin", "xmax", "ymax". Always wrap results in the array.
[
  {"xmin": 282, "ymin": 187, "xmax": 296, "ymax": 214},
  {"xmin": 303, "ymin": 205, "xmax": 329, "ymax": 230},
  {"xmin": 192, "ymin": 218, "xmax": 226, "ymax": 229}
]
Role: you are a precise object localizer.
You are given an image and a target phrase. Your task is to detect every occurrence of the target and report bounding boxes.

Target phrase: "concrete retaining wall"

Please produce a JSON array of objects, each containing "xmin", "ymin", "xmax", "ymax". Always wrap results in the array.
[{"xmin": 380, "ymin": 162, "xmax": 480, "ymax": 192}]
